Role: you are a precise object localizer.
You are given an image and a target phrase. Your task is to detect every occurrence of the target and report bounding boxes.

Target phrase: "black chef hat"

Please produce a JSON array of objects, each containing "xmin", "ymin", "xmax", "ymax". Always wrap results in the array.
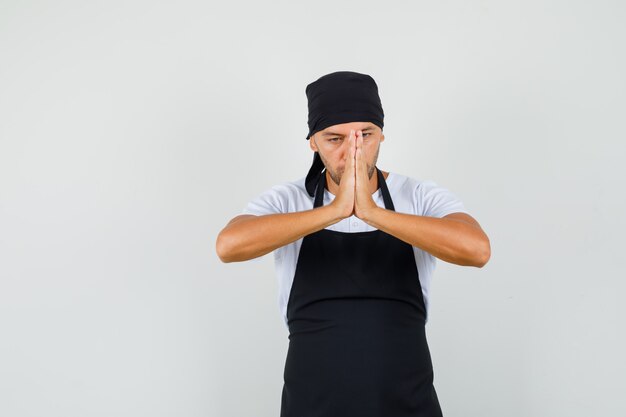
[{"xmin": 304, "ymin": 71, "xmax": 384, "ymax": 197}]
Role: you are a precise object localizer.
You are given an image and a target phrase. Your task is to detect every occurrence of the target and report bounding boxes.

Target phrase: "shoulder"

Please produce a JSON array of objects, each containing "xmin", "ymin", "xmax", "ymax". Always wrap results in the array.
[
  {"xmin": 385, "ymin": 170, "xmax": 427, "ymax": 198},
  {"xmin": 242, "ymin": 176, "xmax": 311, "ymax": 215},
  {"xmin": 386, "ymin": 171, "xmax": 468, "ymax": 217},
  {"xmin": 264, "ymin": 177, "xmax": 310, "ymax": 203}
]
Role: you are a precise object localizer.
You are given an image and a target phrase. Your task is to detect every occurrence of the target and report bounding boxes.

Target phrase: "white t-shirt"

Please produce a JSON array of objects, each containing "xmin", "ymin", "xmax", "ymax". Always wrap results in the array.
[{"xmin": 241, "ymin": 171, "xmax": 469, "ymax": 329}]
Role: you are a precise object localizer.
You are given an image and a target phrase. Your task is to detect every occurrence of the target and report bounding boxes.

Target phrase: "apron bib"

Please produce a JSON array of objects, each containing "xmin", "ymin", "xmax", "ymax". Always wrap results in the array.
[{"xmin": 280, "ymin": 166, "xmax": 444, "ymax": 417}]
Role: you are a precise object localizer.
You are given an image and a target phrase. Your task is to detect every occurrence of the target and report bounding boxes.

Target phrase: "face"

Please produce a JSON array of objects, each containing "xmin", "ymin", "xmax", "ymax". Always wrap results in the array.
[{"xmin": 309, "ymin": 121, "xmax": 385, "ymax": 187}]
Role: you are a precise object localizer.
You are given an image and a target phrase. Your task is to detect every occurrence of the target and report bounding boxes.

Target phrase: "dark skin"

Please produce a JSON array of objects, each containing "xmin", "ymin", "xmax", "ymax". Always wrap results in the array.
[{"xmin": 216, "ymin": 121, "xmax": 491, "ymax": 266}]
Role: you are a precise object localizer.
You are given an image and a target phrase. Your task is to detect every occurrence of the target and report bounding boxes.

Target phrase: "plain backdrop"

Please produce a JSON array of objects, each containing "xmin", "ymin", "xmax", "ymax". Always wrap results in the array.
[{"xmin": 1, "ymin": 1, "xmax": 624, "ymax": 416}]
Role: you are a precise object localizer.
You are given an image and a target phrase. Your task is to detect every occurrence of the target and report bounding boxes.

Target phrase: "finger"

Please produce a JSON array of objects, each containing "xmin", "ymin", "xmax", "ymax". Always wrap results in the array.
[
  {"xmin": 356, "ymin": 133, "xmax": 364, "ymax": 171},
  {"xmin": 349, "ymin": 130, "xmax": 356, "ymax": 169},
  {"xmin": 350, "ymin": 130, "xmax": 356, "ymax": 154},
  {"xmin": 355, "ymin": 139, "xmax": 365, "ymax": 189}
]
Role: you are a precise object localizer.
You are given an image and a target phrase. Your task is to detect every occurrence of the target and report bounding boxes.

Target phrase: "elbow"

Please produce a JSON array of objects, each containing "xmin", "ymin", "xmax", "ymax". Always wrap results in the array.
[
  {"xmin": 216, "ymin": 230, "xmax": 238, "ymax": 263},
  {"xmin": 474, "ymin": 237, "xmax": 491, "ymax": 268}
]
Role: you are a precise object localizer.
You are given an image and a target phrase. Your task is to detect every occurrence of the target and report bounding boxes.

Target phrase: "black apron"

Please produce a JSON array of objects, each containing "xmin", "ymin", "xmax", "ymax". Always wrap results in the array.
[{"xmin": 280, "ymin": 167, "xmax": 444, "ymax": 417}]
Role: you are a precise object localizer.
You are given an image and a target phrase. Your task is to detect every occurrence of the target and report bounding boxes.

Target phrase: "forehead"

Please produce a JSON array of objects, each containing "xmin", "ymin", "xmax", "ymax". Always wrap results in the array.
[{"xmin": 320, "ymin": 122, "xmax": 377, "ymax": 136}]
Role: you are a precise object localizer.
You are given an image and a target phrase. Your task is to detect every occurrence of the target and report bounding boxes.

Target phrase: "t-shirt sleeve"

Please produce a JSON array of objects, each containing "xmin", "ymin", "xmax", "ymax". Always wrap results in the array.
[
  {"xmin": 241, "ymin": 185, "xmax": 286, "ymax": 216},
  {"xmin": 239, "ymin": 184, "xmax": 288, "ymax": 262},
  {"xmin": 418, "ymin": 180, "xmax": 470, "ymax": 218}
]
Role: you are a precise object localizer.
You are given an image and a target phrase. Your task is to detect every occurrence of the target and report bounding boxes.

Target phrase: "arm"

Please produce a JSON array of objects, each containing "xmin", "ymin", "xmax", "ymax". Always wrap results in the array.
[
  {"xmin": 361, "ymin": 209, "xmax": 491, "ymax": 267},
  {"xmin": 216, "ymin": 204, "xmax": 342, "ymax": 263}
]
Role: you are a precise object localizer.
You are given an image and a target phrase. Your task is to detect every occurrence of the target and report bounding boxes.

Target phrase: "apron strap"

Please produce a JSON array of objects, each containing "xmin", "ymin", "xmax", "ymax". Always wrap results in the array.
[
  {"xmin": 313, "ymin": 168, "xmax": 327, "ymax": 208},
  {"xmin": 377, "ymin": 167, "xmax": 395, "ymax": 211}
]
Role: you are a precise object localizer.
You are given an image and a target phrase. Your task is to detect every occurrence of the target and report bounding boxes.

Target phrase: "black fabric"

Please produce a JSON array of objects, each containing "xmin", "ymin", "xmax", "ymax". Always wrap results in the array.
[
  {"xmin": 304, "ymin": 71, "xmax": 385, "ymax": 197},
  {"xmin": 280, "ymin": 167, "xmax": 444, "ymax": 417},
  {"xmin": 305, "ymin": 152, "xmax": 325, "ymax": 197}
]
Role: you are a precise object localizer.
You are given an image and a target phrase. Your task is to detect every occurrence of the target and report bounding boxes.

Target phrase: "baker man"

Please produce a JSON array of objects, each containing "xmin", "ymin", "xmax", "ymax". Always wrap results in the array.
[{"xmin": 216, "ymin": 71, "xmax": 491, "ymax": 417}]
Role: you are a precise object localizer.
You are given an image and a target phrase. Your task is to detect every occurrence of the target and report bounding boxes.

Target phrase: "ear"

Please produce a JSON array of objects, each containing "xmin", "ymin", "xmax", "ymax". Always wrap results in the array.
[
  {"xmin": 380, "ymin": 132, "xmax": 385, "ymax": 143},
  {"xmin": 309, "ymin": 135, "xmax": 318, "ymax": 151}
]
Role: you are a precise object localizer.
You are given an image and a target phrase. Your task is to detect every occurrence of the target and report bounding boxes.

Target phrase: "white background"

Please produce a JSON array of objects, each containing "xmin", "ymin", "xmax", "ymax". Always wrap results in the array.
[{"xmin": 1, "ymin": 1, "xmax": 624, "ymax": 416}]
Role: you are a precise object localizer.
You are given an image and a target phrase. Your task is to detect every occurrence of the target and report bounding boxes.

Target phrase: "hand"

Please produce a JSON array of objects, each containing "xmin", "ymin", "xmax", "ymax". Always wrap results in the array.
[
  {"xmin": 354, "ymin": 130, "xmax": 378, "ymax": 220},
  {"xmin": 330, "ymin": 129, "xmax": 356, "ymax": 219}
]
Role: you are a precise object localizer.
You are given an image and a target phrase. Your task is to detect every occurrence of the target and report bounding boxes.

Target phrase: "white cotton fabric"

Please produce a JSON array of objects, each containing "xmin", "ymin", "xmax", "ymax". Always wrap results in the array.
[{"xmin": 241, "ymin": 171, "xmax": 470, "ymax": 329}]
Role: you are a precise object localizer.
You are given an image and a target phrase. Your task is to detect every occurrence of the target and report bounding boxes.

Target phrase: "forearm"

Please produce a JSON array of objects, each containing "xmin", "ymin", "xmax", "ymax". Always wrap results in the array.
[
  {"xmin": 362, "ymin": 207, "xmax": 490, "ymax": 267},
  {"xmin": 217, "ymin": 205, "xmax": 342, "ymax": 263}
]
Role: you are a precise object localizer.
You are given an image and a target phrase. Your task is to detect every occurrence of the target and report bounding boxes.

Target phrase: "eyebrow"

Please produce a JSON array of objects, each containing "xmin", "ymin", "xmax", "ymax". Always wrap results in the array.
[{"xmin": 321, "ymin": 127, "xmax": 375, "ymax": 136}]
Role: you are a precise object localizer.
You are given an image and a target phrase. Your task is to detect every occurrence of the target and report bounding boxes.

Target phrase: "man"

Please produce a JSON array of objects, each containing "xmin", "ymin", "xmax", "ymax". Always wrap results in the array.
[{"xmin": 216, "ymin": 71, "xmax": 490, "ymax": 417}]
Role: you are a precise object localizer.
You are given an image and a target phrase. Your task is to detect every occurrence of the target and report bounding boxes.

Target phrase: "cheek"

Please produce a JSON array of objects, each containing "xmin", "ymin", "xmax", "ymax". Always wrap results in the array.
[{"xmin": 363, "ymin": 141, "xmax": 376, "ymax": 154}]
